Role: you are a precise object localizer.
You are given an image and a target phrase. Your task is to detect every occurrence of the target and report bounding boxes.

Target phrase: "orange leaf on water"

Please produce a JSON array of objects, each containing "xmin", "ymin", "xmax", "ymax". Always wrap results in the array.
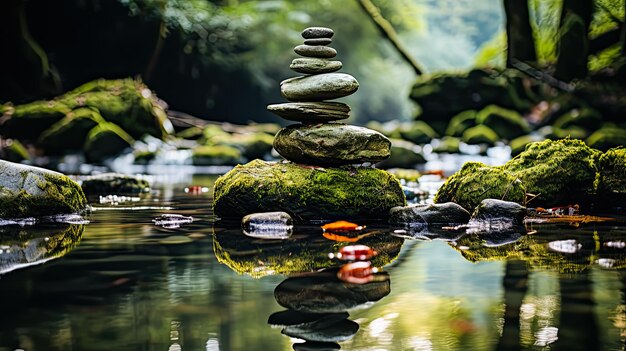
[
  {"xmin": 321, "ymin": 220, "xmax": 364, "ymax": 232},
  {"xmin": 323, "ymin": 232, "xmax": 361, "ymax": 242}
]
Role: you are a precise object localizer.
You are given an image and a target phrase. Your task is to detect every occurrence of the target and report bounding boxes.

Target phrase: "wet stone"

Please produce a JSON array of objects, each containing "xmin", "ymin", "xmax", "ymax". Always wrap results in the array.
[
  {"xmin": 304, "ymin": 38, "xmax": 332, "ymax": 46},
  {"xmin": 267, "ymin": 102, "xmax": 350, "ymax": 123},
  {"xmin": 470, "ymin": 199, "xmax": 527, "ymax": 225},
  {"xmin": 302, "ymin": 27, "xmax": 334, "ymax": 39},
  {"xmin": 280, "ymin": 73, "xmax": 359, "ymax": 102},
  {"xmin": 273, "ymin": 123, "xmax": 391, "ymax": 165},
  {"xmin": 290, "ymin": 58, "xmax": 342, "ymax": 74},
  {"xmin": 294, "ymin": 45, "xmax": 337, "ymax": 58},
  {"xmin": 389, "ymin": 202, "xmax": 471, "ymax": 226},
  {"xmin": 241, "ymin": 211, "xmax": 293, "ymax": 239}
]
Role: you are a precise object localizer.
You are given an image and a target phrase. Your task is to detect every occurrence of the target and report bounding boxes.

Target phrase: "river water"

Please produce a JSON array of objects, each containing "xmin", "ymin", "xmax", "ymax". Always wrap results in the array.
[{"xmin": 0, "ymin": 166, "xmax": 625, "ymax": 351}]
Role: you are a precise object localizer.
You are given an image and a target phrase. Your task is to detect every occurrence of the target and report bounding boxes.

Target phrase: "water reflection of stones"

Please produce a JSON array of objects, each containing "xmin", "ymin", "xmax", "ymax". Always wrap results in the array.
[
  {"xmin": 0, "ymin": 223, "xmax": 84, "ymax": 274},
  {"xmin": 212, "ymin": 225, "xmax": 403, "ymax": 278}
]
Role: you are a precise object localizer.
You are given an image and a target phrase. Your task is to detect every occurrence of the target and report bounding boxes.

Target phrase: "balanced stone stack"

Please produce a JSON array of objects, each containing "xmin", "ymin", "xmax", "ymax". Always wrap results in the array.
[
  {"xmin": 268, "ymin": 27, "xmax": 391, "ymax": 165},
  {"xmin": 212, "ymin": 27, "xmax": 405, "ymax": 221}
]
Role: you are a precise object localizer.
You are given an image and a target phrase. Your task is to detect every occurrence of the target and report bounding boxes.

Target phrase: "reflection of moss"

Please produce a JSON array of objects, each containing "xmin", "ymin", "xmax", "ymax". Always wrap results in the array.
[
  {"xmin": 212, "ymin": 226, "xmax": 404, "ymax": 278},
  {"xmin": 213, "ymin": 160, "xmax": 406, "ymax": 221}
]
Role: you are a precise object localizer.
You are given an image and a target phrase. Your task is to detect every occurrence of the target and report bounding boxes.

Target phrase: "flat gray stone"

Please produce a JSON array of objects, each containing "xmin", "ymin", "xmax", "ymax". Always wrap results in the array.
[
  {"xmin": 273, "ymin": 123, "xmax": 391, "ymax": 165},
  {"xmin": 294, "ymin": 45, "xmax": 337, "ymax": 58},
  {"xmin": 302, "ymin": 27, "xmax": 334, "ymax": 39},
  {"xmin": 304, "ymin": 38, "xmax": 332, "ymax": 46},
  {"xmin": 280, "ymin": 73, "xmax": 359, "ymax": 102},
  {"xmin": 290, "ymin": 58, "xmax": 342, "ymax": 74},
  {"xmin": 267, "ymin": 102, "xmax": 350, "ymax": 122},
  {"xmin": 389, "ymin": 203, "xmax": 470, "ymax": 226}
]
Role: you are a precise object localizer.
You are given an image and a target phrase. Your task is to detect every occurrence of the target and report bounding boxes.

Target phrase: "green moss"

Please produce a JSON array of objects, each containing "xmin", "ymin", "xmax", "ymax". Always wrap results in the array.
[
  {"xmin": 434, "ymin": 162, "xmax": 526, "ymax": 211},
  {"xmin": 433, "ymin": 136, "xmax": 461, "ymax": 154},
  {"xmin": 81, "ymin": 173, "xmax": 150, "ymax": 196},
  {"xmin": 475, "ymin": 105, "xmax": 530, "ymax": 140},
  {"xmin": 1, "ymin": 139, "xmax": 30, "ymax": 162},
  {"xmin": 0, "ymin": 100, "xmax": 72, "ymax": 139},
  {"xmin": 213, "ymin": 160, "xmax": 406, "ymax": 221},
  {"xmin": 192, "ymin": 145, "xmax": 244, "ymax": 166},
  {"xmin": 398, "ymin": 121, "xmax": 439, "ymax": 144},
  {"xmin": 38, "ymin": 107, "xmax": 105, "ymax": 153},
  {"xmin": 586, "ymin": 126, "xmax": 626, "ymax": 151},
  {"xmin": 199, "ymin": 124, "xmax": 230, "ymax": 144},
  {"xmin": 509, "ymin": 135, "xmax": 545, "ymax": 157},
  {"xmin": 387, "ymin": 168, "xmax": 421, "ymax": 182},
  {"xmin": 176, "ymin": 126, "xmax": 205, "ymax": 139},
  {"xmin": 211, "ymin": 132, "xmax": 275, "ymax": 160},
  {"xmin": 462, "ymin": 125, "xmax": 499, "ymax": 146},
  {"xmin": 504, "ymin": 139, "xmax": 599, "ymax": 207},
  {"xmin": 445, "ymin": 110, "xmax": 477, "ymax": 137},
  {"xmin": 596, "ymin": 147, "xmax": 626, "ymax": 207},
  {"xmin": 84, "ymin": 122, "xmax": 135, "ymax": 162}
]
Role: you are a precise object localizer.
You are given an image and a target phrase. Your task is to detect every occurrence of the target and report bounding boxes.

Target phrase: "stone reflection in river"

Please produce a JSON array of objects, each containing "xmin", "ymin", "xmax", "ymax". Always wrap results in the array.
[{"xmin": 0, "ymin": 223, "xmax": 84, "ymax": 274}]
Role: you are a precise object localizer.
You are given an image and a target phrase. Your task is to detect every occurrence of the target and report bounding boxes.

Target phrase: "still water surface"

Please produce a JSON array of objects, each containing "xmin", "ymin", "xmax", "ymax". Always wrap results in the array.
[{"xmin": 0, "ymin": 173, "xmax": 625, "ymax": 351}]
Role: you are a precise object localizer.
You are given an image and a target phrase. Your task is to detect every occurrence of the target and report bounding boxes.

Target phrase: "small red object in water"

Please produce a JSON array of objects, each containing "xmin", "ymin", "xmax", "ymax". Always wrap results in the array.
[
  {"xmin": 337, "ymin": 261, "xmax": 377, "ymax": 284},
  {"xmin": 321, "ymin": 220, "xmax": 364, "ymax": 232},
  {"xmin": 333, "ymin": 245, "xmax": 378, "ymax": 261},
  {"xmin": 184, "ymin": 185, "xmax": 208, "ymax": 194}
]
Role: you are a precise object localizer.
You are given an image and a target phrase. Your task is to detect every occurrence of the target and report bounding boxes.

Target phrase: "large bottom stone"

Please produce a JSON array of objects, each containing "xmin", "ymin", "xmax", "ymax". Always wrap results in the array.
[{"xmin": 213, "ymin": 160, "xmax": 406, "ymax": 221}]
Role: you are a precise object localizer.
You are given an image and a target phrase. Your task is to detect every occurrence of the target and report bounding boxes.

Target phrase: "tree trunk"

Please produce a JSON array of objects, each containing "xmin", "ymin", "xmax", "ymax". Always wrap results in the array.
[
  {"xmin": 554, "ymin": 0, "xmax": 593, "ymax": 81},
  {"xmin": 503, "ymin": 0, "xmax": 537, "ymax": 67}
]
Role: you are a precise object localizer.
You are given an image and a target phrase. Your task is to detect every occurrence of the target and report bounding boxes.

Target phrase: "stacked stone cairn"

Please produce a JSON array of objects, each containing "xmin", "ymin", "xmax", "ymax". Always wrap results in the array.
[
  {"xmin": 268, "ymin": 27, "xmax": 391, "ymax": 166},
  {"xmin": 212, "ymin": 27, "xmax": 405, "ymax": 221}
]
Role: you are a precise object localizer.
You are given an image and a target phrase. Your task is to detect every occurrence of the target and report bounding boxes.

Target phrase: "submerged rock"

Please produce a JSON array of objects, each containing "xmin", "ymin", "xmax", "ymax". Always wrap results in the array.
[
  {"xmin": 389, "ymin": 202, "xmax": 471, "ymax": 226},
  {"xmin": 0, "ymin": 160, "xmax": 87, "ymax": 218},
  {"xmin": 273, "ymin": 124, "xmax": 391, "ymax": 165},
  {"xmin": 469, "ymin": 199, "xmax": 526, "ymax": 225},
  {"xmin": 280, "ymin": 73, "xmax": 359, "ymax": 102},
  {"xmin": 434, "ymin": 162, "xmax": 526, "ymax": 211},
  {"xmin": 213, "ymin": 160, "xmax": 405, "ymax": 221},
  {"xmin": 241, "ymin": 211, "xmax": 293, "ymax": 239},
  {"xmin": 80, "ymin": 173, "xmax": 150, "ymax": 196}
]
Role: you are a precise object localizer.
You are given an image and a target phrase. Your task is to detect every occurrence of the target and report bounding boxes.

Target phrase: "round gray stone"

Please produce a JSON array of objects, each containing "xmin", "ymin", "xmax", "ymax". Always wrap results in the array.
[
  {"xmin": 294, "ymin": 45, "xmax": 337, "ymax": 58},
  {"xmin": 280, "ymin": 73, "xmax": 359, "ymax": 102},
  {"xmin": 290, "ymin": 58, "xmax": 342, "ymax": 74},
  {"xmin": 273, "ymin": 123, "xmax": 391, "ymax": 165},
  {"xmin": 301, "ymin": 27, "xmax": 334, "ymax": 39},
  {"xmin": 304, "ymin": 38, "xmax": 332, "ymax": 46},
  {"xmin": 267, "ymin": 102, "xmax": 350, "ymax": 122}
]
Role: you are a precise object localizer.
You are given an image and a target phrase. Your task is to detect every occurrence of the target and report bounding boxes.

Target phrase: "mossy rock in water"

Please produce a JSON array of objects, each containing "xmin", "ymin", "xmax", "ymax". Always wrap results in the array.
[
  {"xmin": 0, "ymin": 78, "xmax": 169, "ymax": 141},
  {"xmin": 445, "ymin": 110, "xmax": 477, "ymax": 137},
  {"xmin": 433, "ymin": 136, "xmax": 461, "ymax": 154},
  {"xmin": 586, "ymin": 126, "xmax": 626, "ymax": 151},
  {"xmin": 398, "ymin": 121, "xmax": 439, "ymax": 145},
  {"xmin": 433, "ymin": 162, "xmax": 526, "ymax": 211},
  {"xmin": 38, "ymin": 107, "xmax": 105, "ymax": 154},
  {"xmin": 596, "ymin": 147, "xmax": 626, "ymax": 208},
  {"xmin": 0, "ymin": 223, "xmax": 84, "ymax": 274},
  {"xmin": 211, "ymin": 132, "xmax": 275, "ymax": 160},
  {"xmin": 0, "ymin": 139, "xmax": 30, "ymax": 162},
  {"xmin": 80, "ymin": 173, "xmax": 150, "ymax": 196},
  {"xmin": 503, "ymin": 139, "xmax": 599, "ymax": 207},
  {"xmin": 213, "ymin": 226, "xmax": 403, "ymax": 278},
  {"xmin": 376, "ymin": 139, "xmax": 426, "ymax": 169},
  {"xmin": 462, "ymin": 125, "xmax": 499, "ymax": 146},
  {"xmin": 213, "ymin": 160, "xmax": 406, "ymax": 221},
  {"xmin": 0, "ymin": 160, "xmax": 86, "ymax": 218},
  {"xmin": 176, "ymin": 126, "xmax": 205, "ymax": 140},
  {"xmin": 192, "ymin": 145, "xmax": 244, "ymax": 166},
  {"xmin": 84, "ymin": 122, "xmax": 135, "ymax": 163},
  {"xmin": 553, "ymin": 107, "xmax": 601, "ymax": 130},
  {"xmin": 509, "ymin": 134, "xmax": 545, "ymax": 157},
  {"xmin": 475, "ymin": 105, "xmax": 530, "ymax": 141}
]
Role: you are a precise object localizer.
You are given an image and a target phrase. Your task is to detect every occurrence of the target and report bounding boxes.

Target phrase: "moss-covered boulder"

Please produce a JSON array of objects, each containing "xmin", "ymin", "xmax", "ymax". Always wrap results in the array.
[
  {"xmin": 192, "ymin": 145, "xmax": 244, "ymax": 166},
  {"xmin": 376, "ymin": 139, "xmax": 426, "ymax": 169},
  {"xmin": 0, "ymin": 78, "xmax": 169, "ymax": 140},
  {"xmin": 434, "ymin": 162, "xmax": 526, "ymax": 211},
  {"xmin": 38, "ymin": 107, "xmax": 105, "ymax": 153},
  {"xmin": 503, "ymin": 139, "xmax": 599, "ymax": 207},
  {"xmin": 596, "ymin": 147, "xmax": 626, "ymax": 208},
  {"xmin": 445, "ymin": 110, "xmax": 477, "ymax": 137},
  {"xmin": 586, "ymin": 126, "xmax": 626, "ymax": 151},
  {"xmin": 84, "ymin": 122, "xmax": 135, "ymax": 162},
  {"xmin": 398, "ymin": 121, "xmax": 438, "ymax": 144},
  {"xmin": 433, "ymin": 136, "xmax": 461, "ymax": 154},
  {"xmin": 462, "ymin": 125, "xmax": 500, "ymax": 146},
  {"xmin": 213, "ymin": 160, "xmax": 406, "ymax": 221},
  {"xmin": 80, "ymin": 173, "xmax": 150, "ymax": 196},
  {"xmin": 0, "ymin": 160, "xmax": 86, "ymax": 218},
  {"xmin": 475, "ymin": 105, "xmax": 530, "ymax": 141},
  {"xmin": 274, "ymin": 124, "xmax": 391, "ymax": 165}
]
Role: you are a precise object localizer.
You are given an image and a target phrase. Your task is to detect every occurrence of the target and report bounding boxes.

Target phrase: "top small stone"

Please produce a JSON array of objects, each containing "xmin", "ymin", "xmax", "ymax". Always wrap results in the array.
[{"xmin": 301, "ymin": 27, "xmax": 334, "ymax": 39}]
